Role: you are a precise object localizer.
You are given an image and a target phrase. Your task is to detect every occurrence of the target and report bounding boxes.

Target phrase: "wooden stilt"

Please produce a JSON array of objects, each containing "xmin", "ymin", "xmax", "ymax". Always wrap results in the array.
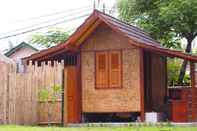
[{"xmin": 140, "ymin": 49, "xmax": 145, "ymax": 121}]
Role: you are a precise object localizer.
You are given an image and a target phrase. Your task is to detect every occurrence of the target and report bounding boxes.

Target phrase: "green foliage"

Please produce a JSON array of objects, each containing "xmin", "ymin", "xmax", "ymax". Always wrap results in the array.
[
  {"xmin": 38, "ymin": 84, "xmax": 62, "ymax": 102},
  {"xmin": 30, "ymin": 28, "xmax": 70, "ymax": 48},
  {"xmin": 38, "ymin": 88, "xmax": 49, "ymax": 102},
  {"xmin": 117, "ymin": 0, "xmax": 137, "ymax": 23},
  {"xmin": 117, "ymin": 0, "xmax": 197, "ymax": 49},
  {"xmin": 167, "ymin": 58, "xmax": 190, "ymax": 86},
  {"xmin": 118, "ymin": 0, "xmax": 197, "ymax": 84},
  {"xmin": 183, "ymin": 74, "xmax": 190, "ymax": 85},
  {"xmin": 52, "ymin": 84, "xmax": 62, "ymax": 94},
  {"xmin": 51, "ymin": 84, "xmax": 62, "ymax": 104},
  {"xmin": 1, "ymin": 125, "xmax": 197, "ymax": 131},
  {"xmin": 38, "ymin": 84, "xmax": 62, "ymax": 124}
]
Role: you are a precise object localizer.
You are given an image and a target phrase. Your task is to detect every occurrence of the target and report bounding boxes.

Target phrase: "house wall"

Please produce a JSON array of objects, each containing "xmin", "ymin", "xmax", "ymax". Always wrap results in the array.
[
  {"xmin": 9, "ymin": 47, "xmax": 37, "ymax": 72},
  {"xmin": 144, "ymin": 51, "xmax": 167, "ymax": 112},
  {"xmin": 9, "ymin": 47, "xmax": 37, "ymax": 61},
  {"xmin": 80, "ymin": 23, "xmax": 141, "ymax": 113},
  {"xmin": 151, "ymin": 53, "xmax": 167, "ymax": 111}
]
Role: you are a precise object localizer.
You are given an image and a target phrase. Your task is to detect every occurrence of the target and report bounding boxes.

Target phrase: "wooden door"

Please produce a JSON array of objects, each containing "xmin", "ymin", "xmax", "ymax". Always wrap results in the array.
[{"xmin": 65, "ymin": 66, "xmax": 81, "ymax": 123}]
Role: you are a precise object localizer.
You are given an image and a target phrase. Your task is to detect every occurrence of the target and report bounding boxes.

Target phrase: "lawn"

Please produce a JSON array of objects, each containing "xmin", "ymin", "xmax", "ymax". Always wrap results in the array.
[{"xmin": 0, "ymin": 125, "xmax": 197, "ymax": 131}]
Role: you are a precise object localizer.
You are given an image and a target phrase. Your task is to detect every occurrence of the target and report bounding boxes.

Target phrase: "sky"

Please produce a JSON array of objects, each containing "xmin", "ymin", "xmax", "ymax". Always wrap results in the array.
[{"xmin": 0, "ymin": 0, "xmax": 116, "ymax": 53}]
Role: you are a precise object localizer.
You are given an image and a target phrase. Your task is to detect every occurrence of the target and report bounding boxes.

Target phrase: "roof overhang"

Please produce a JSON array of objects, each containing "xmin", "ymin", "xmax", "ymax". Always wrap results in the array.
[{"xmin": 23, "ymin": 10, "xmax": 197, "ymax": 63}]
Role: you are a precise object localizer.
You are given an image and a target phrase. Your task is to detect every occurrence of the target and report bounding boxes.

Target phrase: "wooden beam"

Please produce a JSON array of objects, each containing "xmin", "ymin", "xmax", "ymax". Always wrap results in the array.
[
  {"xmin": 61, "ymin": 64, "xmax": 65, "ymax": 126},
  {"xmin": 63, "ymin": 66, "xmax": 68, "ymax": 125},
  {"xmin": 139, "ymin": 49, "xmax": 145, "ymax": 121},
  {"xmin": 74, "ymin": 19, "xmax": 102, "ymax": 47},
  {"xmin": 190, "ymin": 62, "xmax": 196, "ymax": 121},
  {"xmin": 76, "ymin": 52, "xmax": 82, "ymax": 122},
  {"xmin": 164, "ymin": 57, "xmax": 168, "ymax": 98}
]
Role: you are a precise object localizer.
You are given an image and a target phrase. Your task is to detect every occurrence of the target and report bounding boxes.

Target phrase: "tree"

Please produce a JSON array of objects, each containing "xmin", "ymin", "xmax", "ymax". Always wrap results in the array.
[
  {"xmin": 167, "ymin": 58, "xmax": 190, "ymax": 86},
  {"xmin": 30, "ymin": 28, "xmax": 70, "ymax": 48},
  {"xmin": 118, "ymin": 0, "xmax": 197, "ymax": 84}
]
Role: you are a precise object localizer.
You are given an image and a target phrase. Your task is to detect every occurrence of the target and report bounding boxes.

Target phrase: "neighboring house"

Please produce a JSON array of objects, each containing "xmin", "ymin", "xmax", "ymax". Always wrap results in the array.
[
  {"xmin": 24, "ymin": 10, "xmax": 197, "ymax": 123},
  {"xmin": 5, "ymin": 42, "xmax": 38, "ymax": 72}
]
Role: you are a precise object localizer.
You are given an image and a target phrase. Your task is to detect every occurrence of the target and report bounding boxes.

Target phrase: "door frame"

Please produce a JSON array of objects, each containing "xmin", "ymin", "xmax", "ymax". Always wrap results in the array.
[{"xmin": 63, "ymin": 53, "xmax": 82, "ymax": 124}]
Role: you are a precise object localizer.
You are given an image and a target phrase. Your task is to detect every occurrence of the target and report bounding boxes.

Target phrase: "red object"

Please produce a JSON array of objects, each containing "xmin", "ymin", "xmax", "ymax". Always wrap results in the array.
[
  {"xmin": 170, "ymin": 100, "xmax": 188, "ymax": 122},
  {"xmin": 66, "ymin": 66, "xmax": 81, "ymax": 123},
  {"xmin": 168, "ymin": 88, "xmax": 197, "ymax": 122}
]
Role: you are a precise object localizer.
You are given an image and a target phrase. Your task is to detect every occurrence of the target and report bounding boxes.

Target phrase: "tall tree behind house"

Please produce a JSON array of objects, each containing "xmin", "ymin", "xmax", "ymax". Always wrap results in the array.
[{"xmin": 117, "ymin": 0, "xmax": 197, "ymax": 84}]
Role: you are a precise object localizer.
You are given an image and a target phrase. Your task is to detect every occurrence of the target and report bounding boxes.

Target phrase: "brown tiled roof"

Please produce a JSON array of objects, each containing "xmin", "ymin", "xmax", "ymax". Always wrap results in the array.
[
  {"xmin": 24, "ymin": 10, "xmax": 197, "ymax": 62},
  {"xmin": 98, "ymin": 12, "xmax": 161, "ymax": 48}
]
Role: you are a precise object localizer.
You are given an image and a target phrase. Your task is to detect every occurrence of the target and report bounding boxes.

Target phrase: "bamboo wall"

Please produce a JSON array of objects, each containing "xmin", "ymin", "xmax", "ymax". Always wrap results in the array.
[
  {"xmin": 81, "ymin": 23, "xmax": 141, "ymax": 112},
  {"xmin": 0, "ymin": 61, "xmax": 64, "ymax": 125}
]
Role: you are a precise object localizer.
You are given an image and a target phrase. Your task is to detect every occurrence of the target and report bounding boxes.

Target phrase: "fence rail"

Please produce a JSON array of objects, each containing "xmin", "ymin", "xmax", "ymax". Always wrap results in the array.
[{"xmin": 0, "ymin": 61, "xmax": 64, "ymax": 125}]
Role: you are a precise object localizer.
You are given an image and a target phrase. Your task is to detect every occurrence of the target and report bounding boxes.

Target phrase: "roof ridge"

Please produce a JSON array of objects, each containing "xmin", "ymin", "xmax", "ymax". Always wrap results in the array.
[
  {"xmin": 5, "ymin": 42, "xmax": 38, "ymax": 57},
  {"xmin": 95, "ymin": 10, "xmax": 161, "ymax": 47},
  {"xmin": 95, "ymin": 10, "xmax": 151, "ymax": 36},
  {"xmin": 95, "ymin": 10, "xmax": 161, "ymax": 45},
  {"xmin": 100, "ymin": 15, "xmax": 160, "ymax": 45},
  {"xmin": 24, "ymin": 10, "xmax": 197, "ymax": 62}
]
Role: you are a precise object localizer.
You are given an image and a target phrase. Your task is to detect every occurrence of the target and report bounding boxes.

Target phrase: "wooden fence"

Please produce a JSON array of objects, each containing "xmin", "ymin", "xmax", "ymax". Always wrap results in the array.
[{"xmin": 0, "ymin": 61, "xmax": 64, "ymax": 125}]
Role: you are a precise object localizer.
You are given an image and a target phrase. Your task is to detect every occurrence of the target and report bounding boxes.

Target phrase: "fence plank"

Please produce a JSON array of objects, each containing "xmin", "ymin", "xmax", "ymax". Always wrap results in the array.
[
  {"xmin": 0, "ymin": 61, "xmax": 64, "ymax": 125},
  {"xmin": 0, "ymin": 63, "xmax": 8, "ymax": 124}
]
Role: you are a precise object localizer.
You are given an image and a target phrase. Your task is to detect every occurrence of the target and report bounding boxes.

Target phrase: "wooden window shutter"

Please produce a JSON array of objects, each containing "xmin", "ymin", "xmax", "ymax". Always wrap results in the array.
[
  {"xmin": 109, "ymin": 51, "xmax": 122, "ymax": 88},
  {"xmin": 96, "ymin": 52, "xmax": 109, "ymax": 88}
]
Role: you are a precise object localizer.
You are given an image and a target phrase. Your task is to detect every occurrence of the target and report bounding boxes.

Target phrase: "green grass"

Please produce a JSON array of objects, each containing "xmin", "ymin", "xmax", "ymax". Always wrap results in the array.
[{"xmin": 0, "ymin": 125, "xmax": 197, "ymax": 131}]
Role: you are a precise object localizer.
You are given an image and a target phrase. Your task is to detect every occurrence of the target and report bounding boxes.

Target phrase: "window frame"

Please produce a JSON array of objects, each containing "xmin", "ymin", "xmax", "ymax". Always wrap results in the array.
[{"xmin": 95, "ymin": 50, "xmax": 123, "ymax": 89}]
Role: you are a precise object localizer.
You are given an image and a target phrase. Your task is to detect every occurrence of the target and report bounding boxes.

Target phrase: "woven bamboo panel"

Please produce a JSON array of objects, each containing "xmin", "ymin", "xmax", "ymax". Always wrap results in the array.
[{"xmin": 81, "ymin": 24, "xmax": 141, "ymax": 112}]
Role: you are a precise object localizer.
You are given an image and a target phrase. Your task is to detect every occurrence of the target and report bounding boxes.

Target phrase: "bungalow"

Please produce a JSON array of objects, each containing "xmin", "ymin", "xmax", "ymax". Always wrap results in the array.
[
  {"xmin": 5, "ymin": 42, "xmax": 38, "ymax": 72},
  {"xmin": 24, "ymin": 10, "xmax": 197, "ymax": 123}
]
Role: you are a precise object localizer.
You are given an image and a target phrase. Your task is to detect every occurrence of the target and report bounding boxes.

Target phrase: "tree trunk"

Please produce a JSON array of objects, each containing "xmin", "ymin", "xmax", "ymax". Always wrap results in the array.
[{"xmin": 177, "ymin": 38, "xmax": 193, "ymax": 84}]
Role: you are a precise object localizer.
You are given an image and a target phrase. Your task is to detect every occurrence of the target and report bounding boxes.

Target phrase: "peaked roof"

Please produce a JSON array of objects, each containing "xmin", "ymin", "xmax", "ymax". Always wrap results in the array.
[
  {"xmin": 5, "ymin": 42, "xmax": 38, "ymax": 57},
  {"xmin": 24, "ymin": 10, "xmax": 197, "ymax": 62}
]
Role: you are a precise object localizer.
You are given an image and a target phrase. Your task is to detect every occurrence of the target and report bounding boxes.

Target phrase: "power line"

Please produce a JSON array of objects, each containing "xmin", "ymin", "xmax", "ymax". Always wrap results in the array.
[
  {"xmin": 0, "ymin": 13, "xmax": 90, "ymax": 40},
  {"xmin": 0, "ymin": 7, "xmax": 115, "ymax": 40},
  {"xmin": 1, "ymin": 7, "xmax": 114, "ymax": 37},
  {"xmin": 10, "ymin": 5, "xmax": 92, "ymax": 23},
  {"xmin": 0, "ymin": 7, "xmax": 92, "ymax": 36}
]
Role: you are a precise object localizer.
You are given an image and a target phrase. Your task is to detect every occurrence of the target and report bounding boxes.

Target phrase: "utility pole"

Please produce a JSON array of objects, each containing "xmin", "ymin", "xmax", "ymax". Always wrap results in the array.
[
  {"xmin": 93, "ymin": 0, "xmax": 96, "ymax": 10},
  {"xmin": 102, "ymin": 3, "xmax": 105, "ymax": 13}
]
